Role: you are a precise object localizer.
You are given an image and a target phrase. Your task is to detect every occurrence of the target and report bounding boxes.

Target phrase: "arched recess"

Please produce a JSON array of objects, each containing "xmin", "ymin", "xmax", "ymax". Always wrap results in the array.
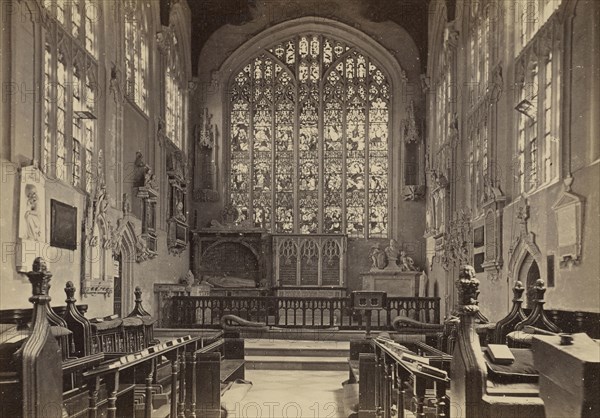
[
  {"xmin": 92, "ymin": 214, "xmax": 113, "ymax": 284},
  {"xmin": 214, "ymin": 17, "xmax": 410, "ymax": 238},
  {"xmin": 518, "ymin": 253, "xmax": 541, "ymax": 309},
  {"xmin": 112, "ymin": 221, "xmax": 137, "ymax": 315},
  {"xmin": 508, "ymin": 235, "xmax": 544, "ymax": 309}
]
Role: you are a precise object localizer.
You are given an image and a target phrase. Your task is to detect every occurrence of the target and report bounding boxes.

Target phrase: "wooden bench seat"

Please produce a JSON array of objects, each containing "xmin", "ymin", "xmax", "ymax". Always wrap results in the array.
[
  {"xmin": 221, "ymin": 359, "xmax": 245, "ymax": 382},
  {"xmin": 348, "ymin": 359, "xmax": 360, "ymax": 383}
]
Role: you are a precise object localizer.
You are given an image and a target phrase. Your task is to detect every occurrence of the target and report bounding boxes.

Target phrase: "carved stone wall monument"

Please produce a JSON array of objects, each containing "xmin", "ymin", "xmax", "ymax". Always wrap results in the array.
[{"xmin": 361, "ymin": 238, "xmax": 424, "ymax": 297}]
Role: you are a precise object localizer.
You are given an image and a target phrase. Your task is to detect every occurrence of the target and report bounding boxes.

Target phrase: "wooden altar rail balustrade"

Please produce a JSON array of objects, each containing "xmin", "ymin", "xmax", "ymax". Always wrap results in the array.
[{"xmin": 169, "ymin": 295, "xmax": 441, "ymax": 329}]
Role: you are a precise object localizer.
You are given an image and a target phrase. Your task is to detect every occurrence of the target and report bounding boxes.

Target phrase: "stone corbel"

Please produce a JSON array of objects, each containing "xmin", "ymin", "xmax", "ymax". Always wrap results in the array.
[
  {"xmin": 109, "ymin": 64, "xmax": 123, "ymax": 104},
  {"xmin": 136, "ymin": 233, "xmax": 157, "ymax": 262},
  {"xmin": 402, "ymin": 185, "xmax": 425, "ymax": 201},
  {"xmin": 488, "ymin": 64, "xmax": 503, "ymax": 103},
  {"xmin": 157, "ymin": 118, "xmax": 167, "ymax": 148},
  {"xmin": 156, "ymin": 28, "xmax": 173, "ymax": 54},
  {"xmin": 481, "ymin": 260, "xmax": 502, "ymax": 283},
  {"xmin": 135, "ymin": 152, "xmax": 159, "ymax": 199}
]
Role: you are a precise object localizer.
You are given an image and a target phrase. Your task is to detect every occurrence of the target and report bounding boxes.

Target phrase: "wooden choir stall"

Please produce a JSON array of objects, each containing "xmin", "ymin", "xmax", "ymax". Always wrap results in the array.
[
  {"xmin": 0, "ymin": 258, "xmax": 246, "ymax": 418},
  {"xmin": 347, "ymin": 265, "xmax": 599, "ymax": 418}
]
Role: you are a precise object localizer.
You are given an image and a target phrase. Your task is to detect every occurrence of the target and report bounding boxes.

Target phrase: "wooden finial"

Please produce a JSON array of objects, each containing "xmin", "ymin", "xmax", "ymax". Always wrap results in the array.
[
  {"xmin": 134, "ymin": 286, "xmax": 142, "ymax": 302},
  {"xmin": 26, "ymin": 257, "xmax": 52, "ymax": 302},
  {"xmin": 513, "ymin": 280, "xmax": 525, "ymax": 301},
  {"xmin": 65, "ymin": 281, "xmax": 76, "ymax": 302},
  {"xmin": 456, "ymin": 265, "xmax": 480, "ymax": 315},
  {"xmin": 533, "ymin": 279, "xmax": 547, "ymax": 303}
]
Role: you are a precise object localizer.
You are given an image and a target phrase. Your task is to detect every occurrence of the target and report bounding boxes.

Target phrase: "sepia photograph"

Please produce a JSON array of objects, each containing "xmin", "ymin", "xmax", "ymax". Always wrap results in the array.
[{"xmin": 0, "ymin": 0, "xmax": 598, "ymax": 417}]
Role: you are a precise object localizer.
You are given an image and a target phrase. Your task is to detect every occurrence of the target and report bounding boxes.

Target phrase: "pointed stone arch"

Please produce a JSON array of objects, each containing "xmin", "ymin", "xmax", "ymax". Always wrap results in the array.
[
  {"xmin": 111, "ymin": 219, "xmax": 138, "ymax": 315},
  {"xmin": 508, "ymin": 232, "xmax": 543, "ymax": 284},
  {"xmin": 215, "ymin": 17, "xmax": 410, "ymax": 237}
]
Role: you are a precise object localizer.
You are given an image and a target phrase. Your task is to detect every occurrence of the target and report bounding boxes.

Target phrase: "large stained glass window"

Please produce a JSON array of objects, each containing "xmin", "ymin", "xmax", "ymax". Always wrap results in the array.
[{"xmin": 229, "ymin": 35, "xmax": 390, "ymax": 238}]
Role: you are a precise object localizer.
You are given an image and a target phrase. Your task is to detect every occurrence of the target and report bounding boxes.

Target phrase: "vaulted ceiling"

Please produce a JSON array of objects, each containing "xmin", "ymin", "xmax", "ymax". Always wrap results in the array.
[{"xmin": 185, "ymin": 0, "xmax": 430, "ymax": 75}]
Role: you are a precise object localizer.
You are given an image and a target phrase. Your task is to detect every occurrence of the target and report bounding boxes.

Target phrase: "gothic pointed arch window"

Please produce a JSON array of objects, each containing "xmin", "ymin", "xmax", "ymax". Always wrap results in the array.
[
  {"xmin": 124, "ymin": 0, "xmax": 149, "ymax": 113},
  {"xmin": 514, "ymin": 0, "xmax": 562, "ymax": 195},
  {"xmin": 165, "ymin": 31, "xmax": 185, "ymax": 149},
  {"xmin": 228, "ymin": 35, "xmax": 391, "ymax": 238},
  {"xmin": 41, "ymin": 0, "xmax": 99, "ymax": 192},
  {"xmin": 467, "ymin": 0, "xmax": 493, "ymax": 215}
]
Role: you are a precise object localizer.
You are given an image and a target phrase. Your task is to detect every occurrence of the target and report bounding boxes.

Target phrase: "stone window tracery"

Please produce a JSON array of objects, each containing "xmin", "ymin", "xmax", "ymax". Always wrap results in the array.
[
  {"xmin": 514, "ymin": 9, "xmax": 562, "ymax": 195},
  {"xmin": 467, "ymin": 1, "xmax": 493, "ymax": 215},
  {"xmin": 41, "ymin": 0, "xmax": 99, "ymax": 192},
  {"xmin": 124, "ymin": 0, "xmax": 149, "ymax": 113},
  {"xmin": 515, "ymin": 0, "xmax": 562, "ymax": 55},
  {"xmin": 228, "ymin": 35, "xmax": 391, "ymax": 238},
  {"xmin": 165, "ymin": 40, "xmax": 185, "ymax": 149}
]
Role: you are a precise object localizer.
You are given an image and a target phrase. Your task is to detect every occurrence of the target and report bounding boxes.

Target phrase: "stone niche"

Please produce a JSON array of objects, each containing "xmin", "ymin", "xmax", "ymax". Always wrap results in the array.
[{"xmin": 360, "ymin": 270, "xmax": 425, "ymax": 297}]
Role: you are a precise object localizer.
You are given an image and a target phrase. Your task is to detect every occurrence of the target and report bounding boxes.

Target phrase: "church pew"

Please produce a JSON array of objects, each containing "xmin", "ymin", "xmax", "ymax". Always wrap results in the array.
[
  {"xmin": 491, "ymin": 281, "xmax": 527, "ymax": 344},
  {"xmin": 191, "ymin": 331, "xmax": 246, "ymax": 418},
  {"xmin": 506, "ymin": 279, "xmax": 561, "ymax": 348},
  {"xmin": 347, "ymin": 335, "xmax": 451, "ymax": 418},
  {"xmin": 1, "ymin": 257, "xmax": 246, "ymax": 418},
  {"xmin": 83, "ymin": 335, "xmax": 204, "ymax": 418},
  {"xmin": 0, "ymin": 258, "xmax": 65, "ymax": 418},
  {"xmin": 451, "ymin": 265, "xmax": 545, "ymax": 418},
  {"xmin": 62, "ymin": 281, "xmax": 93, "ymax": 357},
  {"xmin": 533, "ymin": 333, "xmax": 600, "ymax": 417}
]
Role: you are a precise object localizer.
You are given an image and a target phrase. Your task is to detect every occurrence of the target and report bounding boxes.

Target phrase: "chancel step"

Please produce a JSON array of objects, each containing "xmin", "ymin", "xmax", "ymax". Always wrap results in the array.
[{"xmin": 245, "ymin": 340, "xmax": 349, "ymax": 371}]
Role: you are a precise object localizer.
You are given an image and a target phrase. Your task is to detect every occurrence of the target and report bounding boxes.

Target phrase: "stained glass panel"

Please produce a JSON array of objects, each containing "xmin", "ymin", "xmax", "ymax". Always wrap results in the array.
[
  {"xmin": 275, "ymin": 65, "xmax": 295, "ymax": 232},
  {"xmin": 229, "ymin": 35, "xmax": 390, "ymax": 237},
  {"xmin": 56, "ymin": 56, "xmax": 67, "ymax": 181},
  {"xmin": 43, "ymin": 44, "xmax": 52, "ymax": 174}
]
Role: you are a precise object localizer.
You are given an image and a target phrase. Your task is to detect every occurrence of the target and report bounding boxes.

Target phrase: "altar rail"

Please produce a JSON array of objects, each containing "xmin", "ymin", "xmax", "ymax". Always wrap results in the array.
[{"xmin": 168, "ymin": 295, "xmax": 440, "ymax": 329}]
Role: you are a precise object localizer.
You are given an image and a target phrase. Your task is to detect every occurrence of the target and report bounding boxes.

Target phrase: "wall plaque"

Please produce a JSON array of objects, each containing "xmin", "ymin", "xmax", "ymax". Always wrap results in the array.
[{"xmin": 50, "ymin": 199, "xmax": 77, "ymax": 250}]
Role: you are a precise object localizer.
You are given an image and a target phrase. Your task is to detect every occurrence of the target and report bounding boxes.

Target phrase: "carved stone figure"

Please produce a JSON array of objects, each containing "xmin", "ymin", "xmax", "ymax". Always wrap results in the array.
[
  {"xmin": 24, "ymin": 184, "xmax": 41, "ymax": 241},
  {"xmin": 369, "ymin": 245, "xmax": 387, "ymax": 270},
  {"xmin": 399, "ymin": 251, "xmax": 417, "ymax": 271},
  {"xmin": 384, "ymin": 239, "xmax": 401, "ymax": 270},
  {"xmin": 180, "ymin": 270, "xmax": 195, "ymax": 286},
  {"xmin": 122, "ymin": 193, "xmax": 131, "ymax": 217}
]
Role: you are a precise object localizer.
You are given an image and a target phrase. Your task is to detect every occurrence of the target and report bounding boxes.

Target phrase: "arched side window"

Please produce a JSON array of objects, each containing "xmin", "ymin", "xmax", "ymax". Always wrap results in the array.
[
  {"xmin": 124, "ymin": 0, "xmax": 149, "ymax": 113},
  {"xmin": 467, "ymin": 0, "xmax": 493, "ymax": 214},
  {"xmin": 165, "ymin": 31, "xmax": 185, "ymax": 149},
  {"xmin": 515, "ymin": 0, "xmax": 562, "ymax": 55},
  {"xmin": 228, "ymin": 35, "xmax": 390, "ymax": 238},
  {"xmin": 41, "ymin": 0, "xmax": 99, "ymax": 193},
  {"xmin": 514, "ymin": 2, "xmax": 562, "ymax": 195}
]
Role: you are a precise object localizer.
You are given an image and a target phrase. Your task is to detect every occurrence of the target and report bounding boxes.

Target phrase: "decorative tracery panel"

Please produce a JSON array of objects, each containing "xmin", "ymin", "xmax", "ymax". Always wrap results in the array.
[
  {"xmin": 229, "ymin": 34, "xmax": 390, "ymax": 238},
  {"xmin": 274, "ymin": 234, "xmax": 347, "ymax": 287}
]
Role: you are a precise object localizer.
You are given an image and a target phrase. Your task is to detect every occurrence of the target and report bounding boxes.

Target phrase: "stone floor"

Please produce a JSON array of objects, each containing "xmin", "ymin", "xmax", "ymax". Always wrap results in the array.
[{"xmin": 225, "ymin": 369, "xmax": 350, "ymax": 418}]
